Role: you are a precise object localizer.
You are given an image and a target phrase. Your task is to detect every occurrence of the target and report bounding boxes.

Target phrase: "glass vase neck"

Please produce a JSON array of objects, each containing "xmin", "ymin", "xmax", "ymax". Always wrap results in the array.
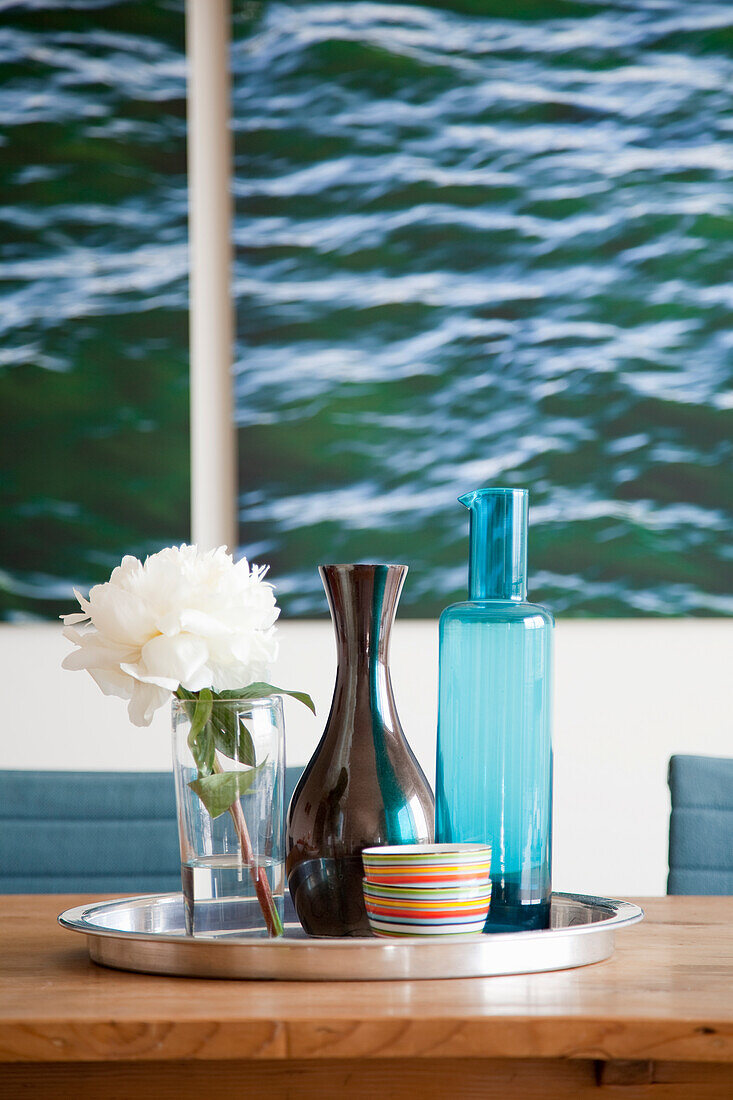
[
  {"xmin": 459, "ymin": 488, "xmax": 528, "ymax": 601},
  {"xmin": 319, "ymin": 563, "xmax": 405, "ymax": 665}
]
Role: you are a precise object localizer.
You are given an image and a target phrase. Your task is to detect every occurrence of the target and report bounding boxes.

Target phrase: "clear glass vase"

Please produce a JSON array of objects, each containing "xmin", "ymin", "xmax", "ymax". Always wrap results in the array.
[{"xmin": 171, "ymin": 694, "xmax": 285, "ymax": 938}]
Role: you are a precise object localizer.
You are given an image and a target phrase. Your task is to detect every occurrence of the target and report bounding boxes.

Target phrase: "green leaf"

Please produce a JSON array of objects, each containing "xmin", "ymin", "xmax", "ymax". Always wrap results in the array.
[
  {"xmin": 179, "ymin": 684, "xmax": 315, "ymax": 715},
  {"xmin": 186, "ymin": 689, "xmax": 215, "ymax": 776},
  {"xmin": 188, "ymin": 761, "xmax": 265, "ymax": 819},
  {"xmin": 209, "ymin": 704, "xmax": 256, "ymax": 768},
  {"xmin": 190, "ymin": 688, "xmax": 213, "ymax": 735},
  {"xmin": 176, "ymin": 684, "xmax": 314, "ymax": 771},
  {"xmin": 190, "ymin": 724, "xmax": 215, "ymax": 777},
  {"xmin": 232, "ymin": 682, "xmax": 317, "ymax": 715}
]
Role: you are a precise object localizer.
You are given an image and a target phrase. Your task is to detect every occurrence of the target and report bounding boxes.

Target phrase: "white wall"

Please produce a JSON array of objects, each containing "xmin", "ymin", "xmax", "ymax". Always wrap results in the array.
[{"xmin": 2, "ymin": 619, "xmax": 730, "ymax": 898}]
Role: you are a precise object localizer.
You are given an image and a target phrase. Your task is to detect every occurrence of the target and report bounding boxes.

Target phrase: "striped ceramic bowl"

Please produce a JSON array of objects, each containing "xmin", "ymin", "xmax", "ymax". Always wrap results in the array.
[
  {"xmin": 363, "ymin": 880, "xmax": 492, "ymax": 938},
  {"xmin": 362, "ymin": 843, "xmax": 492, "ymax": 888}
]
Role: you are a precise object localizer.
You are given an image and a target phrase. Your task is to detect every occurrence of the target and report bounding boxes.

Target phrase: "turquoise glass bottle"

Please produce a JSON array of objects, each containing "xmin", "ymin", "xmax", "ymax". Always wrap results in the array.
[{"xmin": 435, "ymin": 488, "xmax": 553, "ymax": 932}]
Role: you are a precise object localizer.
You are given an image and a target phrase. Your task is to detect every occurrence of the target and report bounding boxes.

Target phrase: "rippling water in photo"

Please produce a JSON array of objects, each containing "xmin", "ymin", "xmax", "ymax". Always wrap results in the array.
[
  {"xmin": 234, "ymin": 0, "xmax": 733, "ymax": 616},
  {"xmin": 0, "ymin": 0, "xmax": 189, "ymax": 620},
  {"xmin": 1, "ymin": 1, "xmax": 731, "ymax": 619}
]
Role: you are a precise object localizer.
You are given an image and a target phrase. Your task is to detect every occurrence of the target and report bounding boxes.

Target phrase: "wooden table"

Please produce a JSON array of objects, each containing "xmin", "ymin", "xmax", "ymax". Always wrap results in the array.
[{"xmin": 1, "ymin": 895, "xmax": 731, "ymax": 1099}]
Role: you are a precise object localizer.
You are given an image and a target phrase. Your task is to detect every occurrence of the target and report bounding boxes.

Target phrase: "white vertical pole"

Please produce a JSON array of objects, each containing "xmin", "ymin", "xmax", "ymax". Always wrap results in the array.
[{"xmin": 185, "ymin": 0, "xmax": 237, "ymax": 552}]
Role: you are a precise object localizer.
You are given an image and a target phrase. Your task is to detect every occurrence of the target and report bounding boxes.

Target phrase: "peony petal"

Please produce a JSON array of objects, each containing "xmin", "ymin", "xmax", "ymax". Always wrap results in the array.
[
  {"xmin": 180, "ymin": 665, "xmax": 214, "ymax": 692},
  {"xmin": 62, "ymin": 638, "xmax": 139, "ymax": 672},
  {"xmin": 108, "ymin": 556, "xmax": 144, "ymax": 588},
  {"xmin": 61, "ymin": 625, "xmax": 85, "ymax": 646},
  {"xmin": 228, "ymin": 634, "xmax": 252, "ymax": 664},
  {"xmin": 73, "ymin": 587, "xmax": 92, "ymax": 614},
  {"xmin": 140, "ymin": 632, "xmax": 209, "ymax": 687},
  {"xmin": 155, "ymin": 610, "xmax": 183, "ymax": 637},
  {"xmin": 89, "ymin": 667, "xmax": 134, "ymax": 700},
  {"xmin": 127, "ymin": 680, "xmax": 169, "ymax": 727},
  {"xmin": 61, "ymin": 611, "xmax": 89, "ymax": 625},
  {"xmin": 87, "ymin": 583, "xmax": 156, "ymax": 646},
  {"xmin": 120, "ymin": 661, "xmax": 179, "ymax": 692},
  {"xmin": 176, "ymin": 608, "xmax": 234, "ymax": 639}
]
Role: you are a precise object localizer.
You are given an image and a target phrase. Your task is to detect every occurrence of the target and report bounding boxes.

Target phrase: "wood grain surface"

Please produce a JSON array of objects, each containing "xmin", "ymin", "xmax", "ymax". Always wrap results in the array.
[
  {"xmin": 3, "ymin": 1058, "xmax": 733, "ymax": 1100},
  {"xmin": 0, "ymin": 894, "xmax": 731, "ymax": 1072}
]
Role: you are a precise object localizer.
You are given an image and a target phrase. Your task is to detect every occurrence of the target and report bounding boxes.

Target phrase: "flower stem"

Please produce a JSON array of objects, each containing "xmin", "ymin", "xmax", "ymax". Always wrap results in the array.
[
  {"xmin": 214, "ymin": 756, "xmax": 284, "ymax": 938},
  {"xmin": 226, "ymin": 790, "xmax": 284, "ymax": 938}
]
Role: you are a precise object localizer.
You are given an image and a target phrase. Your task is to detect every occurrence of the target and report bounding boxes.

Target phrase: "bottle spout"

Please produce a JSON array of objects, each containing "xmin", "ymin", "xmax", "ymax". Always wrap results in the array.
[
  {"xmin": 458, "ymin": 490, "xmax": 481, "ymax": 510},
  {"xmin": 459, "ymin": 487, "xmax": 528, "ymax": 601}
]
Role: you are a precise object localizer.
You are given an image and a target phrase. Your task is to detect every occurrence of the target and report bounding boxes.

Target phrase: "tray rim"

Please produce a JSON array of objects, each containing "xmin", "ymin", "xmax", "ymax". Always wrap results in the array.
[{"xmin": 58, "ymin": 890, "xmax": 644, "ymax": 948}]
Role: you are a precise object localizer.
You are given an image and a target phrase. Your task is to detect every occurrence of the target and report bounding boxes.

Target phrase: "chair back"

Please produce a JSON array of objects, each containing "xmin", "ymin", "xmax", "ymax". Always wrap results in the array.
[
  {"xmin": 668, "ymin": 754, "xmax": 733, "ymax": 895},
  {"xmin": 0, "ymin": 767, "xmax": 304, "ymax": 894}
]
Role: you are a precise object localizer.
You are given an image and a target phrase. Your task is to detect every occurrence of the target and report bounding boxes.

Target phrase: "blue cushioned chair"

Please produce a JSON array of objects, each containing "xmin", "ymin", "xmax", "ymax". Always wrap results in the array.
[
  {"xmin": 668, "ymin": 755, "xmax": 733, "ymax": 895},
  {"xmin": 0, "ymin": 767, "xmax": 304, "ymax": 894}
]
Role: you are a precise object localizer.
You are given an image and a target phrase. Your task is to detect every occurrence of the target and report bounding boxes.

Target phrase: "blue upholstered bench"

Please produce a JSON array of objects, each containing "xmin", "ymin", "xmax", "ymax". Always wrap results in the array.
[
  {"xmin": 668, "ymin": 754, "xmax": 733, "ymax": 895},
  {"xmin": 0, "ymin": 768, "xmax": 303, "ymax": 895}
]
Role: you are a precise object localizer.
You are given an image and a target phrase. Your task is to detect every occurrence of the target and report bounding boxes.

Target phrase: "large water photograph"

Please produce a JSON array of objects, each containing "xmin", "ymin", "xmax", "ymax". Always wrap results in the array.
[
  {"xmin": 0, "ymin": 0, "xmax": 189, "ymax": 620},
  {"xmin": 233, "ymin": 0, "xmax": 733, "ymax": 617},
  {"xmin": 1, "ymin": 0, "xmax": 732, "ymax": 620}
]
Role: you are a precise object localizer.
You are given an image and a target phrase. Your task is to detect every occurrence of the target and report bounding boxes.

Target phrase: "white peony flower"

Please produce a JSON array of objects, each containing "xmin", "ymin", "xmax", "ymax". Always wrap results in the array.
[{"xmin": 61, "ymin": 545, "xmax": 280, "ymax": 726}]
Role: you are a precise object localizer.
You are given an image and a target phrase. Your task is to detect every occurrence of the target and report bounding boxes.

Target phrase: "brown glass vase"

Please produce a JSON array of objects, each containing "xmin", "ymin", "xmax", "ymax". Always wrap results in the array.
[{"xmin": 286, "ymin": 563, "xmax": 434, "ymax": 937}]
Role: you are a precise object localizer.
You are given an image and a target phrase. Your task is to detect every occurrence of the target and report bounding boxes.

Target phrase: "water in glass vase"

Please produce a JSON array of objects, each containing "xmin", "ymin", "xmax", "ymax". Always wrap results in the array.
[{"xmin": 181, "ymin": 854, "xmax": 285, "ymax": 938}]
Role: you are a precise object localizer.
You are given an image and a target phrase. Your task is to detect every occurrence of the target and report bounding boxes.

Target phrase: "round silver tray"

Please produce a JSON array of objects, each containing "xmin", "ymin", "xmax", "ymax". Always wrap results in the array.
[{"xmin": 58, "ymin": 892, "xmax": 643, "ymax": 981}]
